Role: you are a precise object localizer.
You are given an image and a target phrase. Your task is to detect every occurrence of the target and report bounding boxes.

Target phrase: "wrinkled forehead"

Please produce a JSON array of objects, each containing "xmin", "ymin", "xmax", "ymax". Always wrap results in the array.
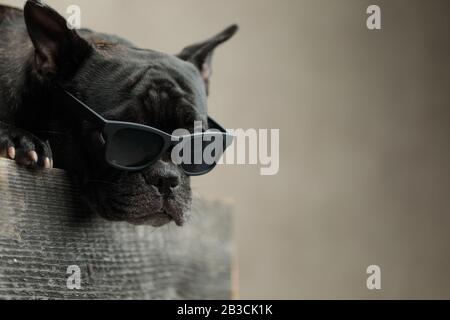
[
  {"xmin": 74, "ymin": 46, "xmax": 208, "ymax": 132},
  {"xmin": 128, "ymin": 48, "xmax": 206, "ymax": 99}
]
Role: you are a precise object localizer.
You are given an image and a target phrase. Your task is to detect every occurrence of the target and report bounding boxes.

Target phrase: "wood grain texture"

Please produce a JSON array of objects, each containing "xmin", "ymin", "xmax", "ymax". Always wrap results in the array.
[{"xmin": 0, "ymin": 158, "xmax": 232, "ymax": 300}]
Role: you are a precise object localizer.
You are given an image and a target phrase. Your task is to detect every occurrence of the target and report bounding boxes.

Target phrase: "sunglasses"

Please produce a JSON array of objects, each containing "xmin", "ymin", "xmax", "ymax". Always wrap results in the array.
[{"xmin": 57, "ymin": 85, "xmax": 234, "ymax": 176}]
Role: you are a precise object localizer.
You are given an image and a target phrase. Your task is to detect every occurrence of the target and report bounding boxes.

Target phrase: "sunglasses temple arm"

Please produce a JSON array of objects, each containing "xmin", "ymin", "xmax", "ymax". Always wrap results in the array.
[
  {"xmin": 207, "ymin": 116, "xmax": 227, "ymax": 133},
  {"xmin": 59, "ymin": 87, "xmax": 107, "ymax": 128},
  {"xmin": 208, "ymin": 116, "xmax": 235, "ymax": 149}
]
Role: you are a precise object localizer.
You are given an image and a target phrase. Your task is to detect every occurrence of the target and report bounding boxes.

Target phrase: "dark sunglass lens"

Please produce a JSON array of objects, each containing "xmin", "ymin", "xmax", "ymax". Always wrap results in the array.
[{"xmin": 106, "ymin": 128, "xmax": 164, "ymax": 168}]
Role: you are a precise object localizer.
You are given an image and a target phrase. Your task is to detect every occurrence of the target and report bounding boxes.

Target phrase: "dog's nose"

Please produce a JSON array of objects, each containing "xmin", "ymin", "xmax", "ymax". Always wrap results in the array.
[{"xmin": 146, "ymin": 171, "xmax": 180, "ymax": 195}]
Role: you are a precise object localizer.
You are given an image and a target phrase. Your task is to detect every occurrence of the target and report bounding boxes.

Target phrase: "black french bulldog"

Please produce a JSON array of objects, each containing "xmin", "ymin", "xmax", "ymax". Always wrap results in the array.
[{"xmin": 0, "ymin": 1, "xmax": 237, "ymax": 227}]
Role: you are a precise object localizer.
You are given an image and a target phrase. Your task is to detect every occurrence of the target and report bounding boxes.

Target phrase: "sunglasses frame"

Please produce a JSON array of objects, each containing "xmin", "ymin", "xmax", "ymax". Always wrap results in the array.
[{"xmin": 58, "ymin": 85, "xmax": 234, "ymax": 176}]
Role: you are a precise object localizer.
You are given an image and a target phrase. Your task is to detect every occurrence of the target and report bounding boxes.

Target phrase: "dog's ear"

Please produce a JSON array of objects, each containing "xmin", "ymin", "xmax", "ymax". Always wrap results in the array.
[
  {"xmin": 24, "ymin": 0, "xmax": 91, "ymax": 78},
  {"xmin": 177, "ymin": 25, "xmax": 238, "ymax": 95}
]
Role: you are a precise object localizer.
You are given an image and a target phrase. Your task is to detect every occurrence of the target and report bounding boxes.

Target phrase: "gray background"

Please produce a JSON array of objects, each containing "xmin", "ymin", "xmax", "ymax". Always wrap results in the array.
[{"xmin": 2, "ymin": 0, "xmax": 450, "ymax": 299}]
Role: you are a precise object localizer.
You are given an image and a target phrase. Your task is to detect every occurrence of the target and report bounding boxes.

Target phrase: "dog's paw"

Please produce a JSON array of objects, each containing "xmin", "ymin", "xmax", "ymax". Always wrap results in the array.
[{"xmin": 0, "ymin": 127, "xmax": 53, "ymax": 169}]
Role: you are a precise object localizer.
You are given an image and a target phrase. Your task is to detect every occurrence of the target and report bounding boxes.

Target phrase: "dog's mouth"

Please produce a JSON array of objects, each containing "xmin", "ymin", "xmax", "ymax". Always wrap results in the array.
[
  {"xmin": 96, "ymin": 202, "xmax": 187, "ymax": 227},
  {"xmin": 108, "ymin": 202, "xmax": 187, "ymax": 227},
  {"xmin": 83, "ymin": 187, "xmax": 190, "ymax": 227},
  {"xmin": 127, "ymin": 209, "xmax": 184, "ymax": 227}
]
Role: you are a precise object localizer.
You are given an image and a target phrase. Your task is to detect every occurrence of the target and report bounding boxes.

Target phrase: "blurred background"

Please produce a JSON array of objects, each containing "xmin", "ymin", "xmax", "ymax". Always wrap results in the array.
[{"xmin": 3, "ymin": 0, "xmax": 450, "ymax": 299}]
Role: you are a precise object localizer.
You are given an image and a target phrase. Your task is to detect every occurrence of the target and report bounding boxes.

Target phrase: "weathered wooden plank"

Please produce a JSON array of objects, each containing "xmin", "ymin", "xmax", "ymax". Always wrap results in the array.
[{"xmin": 0, "ymin": 158, "xmax": 232, "ymax": 300}]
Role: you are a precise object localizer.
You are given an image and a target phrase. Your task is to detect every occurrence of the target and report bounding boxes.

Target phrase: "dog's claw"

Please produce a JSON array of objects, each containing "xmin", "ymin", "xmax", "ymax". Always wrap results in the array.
[
  {"xmin": 44, "ymin": 157, "xmax": 51, "ymax": 169},
  {"xmin": 29, "ymin": 150, "xmax": 38, "ymax": 163},
  {"xmin": 7, "ymin": 146, "xmax": 15, "ymax": 159}
]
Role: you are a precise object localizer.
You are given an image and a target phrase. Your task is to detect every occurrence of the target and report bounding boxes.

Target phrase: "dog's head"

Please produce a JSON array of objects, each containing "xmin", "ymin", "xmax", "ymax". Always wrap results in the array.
[{"xmin": 23, "ymin": 1, "xmax": 237, "ymax": 226}]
